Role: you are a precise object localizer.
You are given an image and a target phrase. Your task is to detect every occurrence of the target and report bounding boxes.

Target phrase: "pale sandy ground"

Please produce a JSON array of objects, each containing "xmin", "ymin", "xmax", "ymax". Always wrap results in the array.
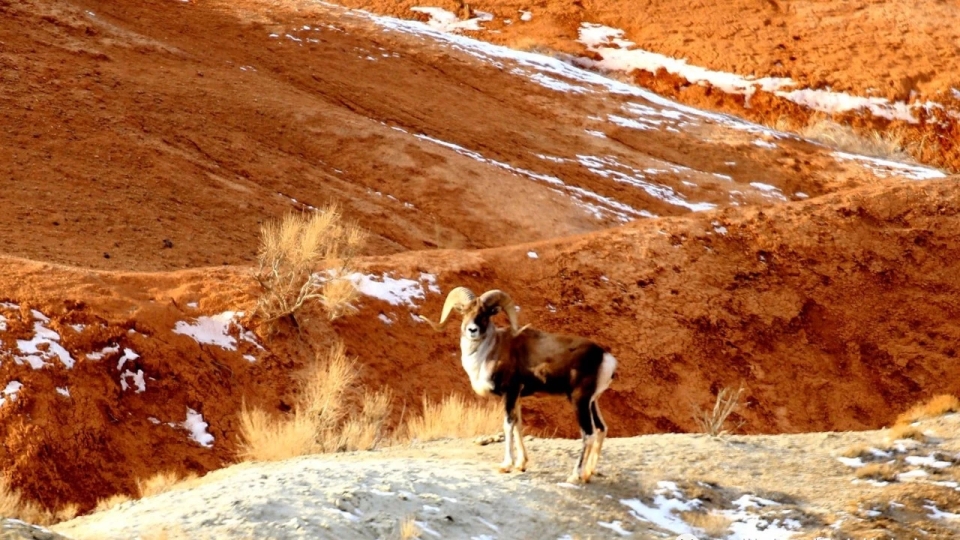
[{"xmin": 53, "ymin": 415, "xmax": 960, "ymax": 539}]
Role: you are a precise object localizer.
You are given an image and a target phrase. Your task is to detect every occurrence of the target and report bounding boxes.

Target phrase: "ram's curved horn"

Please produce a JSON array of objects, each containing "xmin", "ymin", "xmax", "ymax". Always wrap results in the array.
[
  {"xmin": 479, "ymin": 289, "xmax": 519, "ymax": 332},
  {"xmin": 419, "ymin": 286, "xmax": 477, "ymax": 332}
]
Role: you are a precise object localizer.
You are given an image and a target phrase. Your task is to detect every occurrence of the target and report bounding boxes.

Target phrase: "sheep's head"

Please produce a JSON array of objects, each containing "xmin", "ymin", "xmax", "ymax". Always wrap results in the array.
[{"xmin": 422, "ymin": 286, "xmax": 520, "ymax": 339}]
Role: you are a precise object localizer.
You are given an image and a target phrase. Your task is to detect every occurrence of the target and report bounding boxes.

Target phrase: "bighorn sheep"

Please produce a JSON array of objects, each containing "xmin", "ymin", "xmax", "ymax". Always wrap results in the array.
[{"xmin": 423, "ymin": 287, "xmax": 617, "ymax": 483}]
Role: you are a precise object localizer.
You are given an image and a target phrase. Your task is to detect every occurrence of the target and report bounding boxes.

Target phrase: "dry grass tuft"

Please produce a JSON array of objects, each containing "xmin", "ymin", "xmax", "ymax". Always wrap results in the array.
[
  {"xmin": 93, "ymin": 493, "xmax": 133, "ymax": 513},
  {"xmin": 888, "ymin": 424, "xmax": 927, "ymax": 442},
  {"xmin": 855, "ymin": 463, "xmax": 898, "ymax": 483},
  {"xmin": 679, "ymin": 510, "xmax": 733, "ymax": 537},
  {"xmin": 896, "ymin": 395, "xmax": 960, "ymax": 426},
  {"xmin": 136, "ymin": 470, "xmax": 200, "ymax": 499},
  {"xmin": 0, "ymin": 477, "xmax": 79, "ymax": 526},
  {"xmin": 405, "ymin": 394, "xmax": 503, "ymax": 442},
  {"xmin": 694, "ymin": 385, "xmax": 745, "ymax": 437},
  {"xmin": 0, "ymin": 478, "xmax": 47, "ymax": 525},
  {"xmin": 841, "ymin": 444, "xmax": 872, "ymax": 459},
  {"xmin": 395, "ymin": 516, "xmax": 421, "ymax": 540},
  {"xmin": 237, "ymin": 341, "xmax": 392, "ymax": 462},
  {"xmin": 55, "ymin": 502, "xmax": 80, "ymax": 522},
  {"xmin": 236, "ymin": 404, "xmax": 319, "ymax": 462},
  {"xmin": 798, "ymin": 117, "xmax": 909, "ymax": 161},
  {"xmin": 253, "ymin": 205, "xmax": 366, "ymax": 326},
  {"xmin": 336, "ymin": 388, "xmax": 393, "ymax": 452}
]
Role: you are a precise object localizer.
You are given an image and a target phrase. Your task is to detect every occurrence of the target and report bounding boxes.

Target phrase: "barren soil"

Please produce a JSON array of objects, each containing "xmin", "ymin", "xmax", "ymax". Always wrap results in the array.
[
  {"xmin": 1, "ymin": 0, "xmax": 959, "ymax": 525},
  {"xmin": 337, "ymin": 0, "xmax": 960, "ymax": 172},
  {"xmin": 55, "ymin": 415, "xmax": 960, "ymax": 539}
]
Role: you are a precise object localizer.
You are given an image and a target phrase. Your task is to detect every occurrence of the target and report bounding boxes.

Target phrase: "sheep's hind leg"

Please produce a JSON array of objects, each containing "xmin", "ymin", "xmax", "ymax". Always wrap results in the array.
[
  {"xmin": 567, "ymin": 394, "xmax": 597, "ymax": 484},
  {"xmin": 499, "ymin": 390, "xmax": 520, "ymax": 473},
  {"xmin": 584, "ymin": 400, "xmax": 607, "ymax": 479},
  {"xmin": 512, "ymin": 400, "xmax": 528, "ymax": 471},
  {"xmin": 585, "ymin": 353, "xmax": 615, "ymax": 479}
]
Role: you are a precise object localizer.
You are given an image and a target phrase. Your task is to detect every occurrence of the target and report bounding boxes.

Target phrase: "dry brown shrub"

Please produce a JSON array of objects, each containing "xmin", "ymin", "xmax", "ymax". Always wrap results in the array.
[
  {"xmin": 237, "ymin": 341, "xmax": 392, "ymax": 461},
  {"xmin": 136, "ymin": 470, "xmax": 200, "ymax": 499},
  {"xmin": 680, "ymin": 510, "xmax": 733, "ymax": 537},
  {"xmin": 799, "ymin": 117, "xmax": 909, "ymax": 161},
  {"xmin": 694, "ymin": 385, "xmax": 745, "ymax": 437},
  {"xmin": 896, "ymin": 395, "xmax": 960, "ymax": 426},
  {"xmin": 888, "ymin": 424, "xmax": 927, "ymax": 442},
  {"xmin": 253, "ymin": 205, "xmax": 366, "ymax": 326},
  {"xmin": 405, "ymin": 394, "xmax": 503, "ymax": 442},
  {"xmin": 855, "ymin": 463, "xmax": 898, "ymax": 483}
]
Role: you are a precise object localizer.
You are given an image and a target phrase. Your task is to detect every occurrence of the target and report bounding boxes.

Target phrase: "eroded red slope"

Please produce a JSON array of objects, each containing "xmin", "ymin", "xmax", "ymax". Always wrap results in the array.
[{"xmin": 3, "ymin": 178, "xmax": 959, "ymax": 510}]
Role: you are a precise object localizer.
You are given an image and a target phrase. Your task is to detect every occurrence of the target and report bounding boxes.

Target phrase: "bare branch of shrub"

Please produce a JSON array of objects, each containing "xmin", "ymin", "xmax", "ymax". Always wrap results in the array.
[{"xmin": 694, "ymin": 385, "xmax": 746, "ymax": 437}]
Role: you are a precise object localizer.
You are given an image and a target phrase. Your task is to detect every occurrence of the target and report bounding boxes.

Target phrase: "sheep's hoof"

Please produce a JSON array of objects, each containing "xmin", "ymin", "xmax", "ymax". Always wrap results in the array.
[
  {"xmin": 514, "ymin": 460, "xmax": 528, "ymax": 472},
  {"xmin": 580, "ymin": 471, "xmax": 593, "ymax": 483},
  {"xmin": 565, "ymin": 474, "xmax": 582, "ymax": 484},
  {"xmin": 498, "ymin": 462, "xmax": 513, "ymax": 473}
]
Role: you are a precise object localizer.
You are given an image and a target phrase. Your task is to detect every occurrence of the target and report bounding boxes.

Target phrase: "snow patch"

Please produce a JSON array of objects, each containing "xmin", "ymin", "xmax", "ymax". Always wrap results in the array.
[
  {"xmin": 578, "ymin": 22, "xmax": 936, "ymax": 123},
  {"xmin": 56, "ymin": 387, "xmax": 70, "ymax": 398},
  {"xmin": 117, "ymin": 348, "xmax": 140, "ymax": 371},
  {"xmin": 597, "ymin": 520, "xmax": 632, "ymax": 536},
  {"xmin": 526, "ymin": 72, "xmax": 588, "ymax": 94},
  {"xmin": 749, "ymin": 182, "xmax": 788, "ymax": 201},
  {"xmin": 527, "ymin": 251, "xmax": 539, "ymax": 259},
  {"xmin": 833, "ymin": 151, "xmax": 946, "ymax": 180},
  {"xmin": 620, "ymin": 481, "xmax": 699, "ymax": 536},
  {"xmin": 173, "ymin": 311, "xmax": 250, "ymax": 351},
  {"xmin": 15, "ymin": 311, "xmax": 75, "ymax": 369},
  {"xmin": 342, "ymin": 272, "xmax": 441, "ymax": 307},
  {"xmin": 753, "ymin": 139, "xmax": 777, "ymax": 149},
  {"xmin": 837, "ymin": 457, "xmax": 865, "ymax": 468},
  {"xmin": 183, "ymin": 408, "xmax": 214, "ymax": 448},
  {"xmin": 926, "ymin": 503, "xmax": 960, "ymax": 520},
  {"xmin": 415, "ymin": 133, "xmax": 643, "ymax": 222},
  {"xmin": 905, "ymin": 455, "xmax": 952, "ymax": 469},
  {"xmin": 410, "ymin": 7, "xmax": 490, "ymax": 33},
  {"xmin": 120, "ymin": 370, "xmax": 146, "ymax": 393},
  {"xmin": 87, "ymin": 344, "xmax": 120, "ymax": 361},
  {"xmin": 0, "ymin": 381, "xmax": 23, "ymax": 407},
  {"xmin": 577, "ymin": 154, "xmax": 716, "ymax": 212},
  {"xmin": 898, "ymin": 469, "xmax": 929, "ymax": 480}
]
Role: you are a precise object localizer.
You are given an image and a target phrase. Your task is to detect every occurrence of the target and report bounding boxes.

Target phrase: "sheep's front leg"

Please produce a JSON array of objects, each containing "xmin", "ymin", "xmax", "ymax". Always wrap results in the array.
[{"xmin": 498, "ymin": 389, "xmax": 520, "ymax": 473}]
